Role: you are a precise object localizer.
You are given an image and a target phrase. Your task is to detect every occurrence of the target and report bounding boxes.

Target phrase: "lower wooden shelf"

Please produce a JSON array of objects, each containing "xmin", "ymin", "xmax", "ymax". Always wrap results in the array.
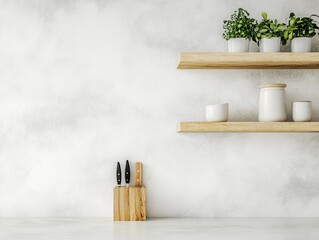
[{"xmin": 177, "ymin": 122, "xmax": 319, "ymax": 132}]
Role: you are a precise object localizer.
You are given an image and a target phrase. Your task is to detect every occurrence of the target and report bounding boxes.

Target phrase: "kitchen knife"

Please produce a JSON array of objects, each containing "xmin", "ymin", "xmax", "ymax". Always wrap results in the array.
[
  {"xmin": 133, "ymin": 162, "xmax": 143, "ymax": 187},
  {"xmin": 125, "ymin": 160, "xmax": 130, "ymax": 186},
  {"xmin": 116, "ymin": 162, "xmax": 121, "ymax": 186}
]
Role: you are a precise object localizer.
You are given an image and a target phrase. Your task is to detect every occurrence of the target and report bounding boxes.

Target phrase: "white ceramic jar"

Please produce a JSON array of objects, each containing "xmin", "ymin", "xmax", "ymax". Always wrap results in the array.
[
  {"xmin": 291, "ymin": 37, "xmax": 312, "ymax": 52},
  {"xmin": 228, "ymin": 38, "xmax": 249, "ymax": 52},
  {"xmin": 259, "ymin": 83, "xmax": 287, "ymax": 122},
  {"xmin": 206, "ymin": 103, "xmax": 229, "ymax": 122},
  {"xmin": 292, "ymin": 101, "xmax": 312, "ymax": 122},
  {"xmin": 259, "ymin": 37, "xmax": 281, "ymax": 52}
]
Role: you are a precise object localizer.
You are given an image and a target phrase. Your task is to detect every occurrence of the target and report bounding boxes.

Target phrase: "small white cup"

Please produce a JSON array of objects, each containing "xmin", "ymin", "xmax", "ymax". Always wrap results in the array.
[
  {"xmin": 292, "ymin": 101, "xmax": 312, "ymax": 122},
  {"xmin": 206, "ymin": 103, "xmax": 229, "ymax": 122}
]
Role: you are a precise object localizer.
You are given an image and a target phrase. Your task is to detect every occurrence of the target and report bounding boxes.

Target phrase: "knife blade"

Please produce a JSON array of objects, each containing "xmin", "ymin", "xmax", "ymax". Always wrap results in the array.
[
  {"xmin": 116, "ymin": 162, "xmax": 121, "ymax": 186},
  {"xmin": 125, "ymin": 160, "xmax": 130, "ymax": 186}
]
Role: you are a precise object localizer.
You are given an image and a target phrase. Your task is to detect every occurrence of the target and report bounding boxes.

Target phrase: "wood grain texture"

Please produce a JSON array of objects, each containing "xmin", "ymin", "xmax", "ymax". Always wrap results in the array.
[
  {"xmin": 177, "ymin": 52, "xmax": 319, "ymax": 69},
  {"xmin": 133, "ymin": 162, "xmax": 143, "ymax": 187},
  {"xmin": 113, "ymin": 187, "xmax": 121, "ymax": 221},
  {"xmin": 177, "ymin": 122, "xmax": 319, "ymax": 132},
  {"xmin": 119, "ymin": 187, "xmax": 130, "ymax": 221},
  {"xmin": 113, "ymin": 187, "xmax": 130, "ymax": 221},
  {"xmin": 129, "ymin": 187, "xmax": 146, "ymax": 221}
]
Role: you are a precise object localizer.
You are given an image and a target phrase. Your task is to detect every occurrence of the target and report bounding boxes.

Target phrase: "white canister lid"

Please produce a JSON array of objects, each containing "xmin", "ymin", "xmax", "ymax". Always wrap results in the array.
[{"xmin": 259, "ymin": 83, "xmax": 286, "ymax": 88}]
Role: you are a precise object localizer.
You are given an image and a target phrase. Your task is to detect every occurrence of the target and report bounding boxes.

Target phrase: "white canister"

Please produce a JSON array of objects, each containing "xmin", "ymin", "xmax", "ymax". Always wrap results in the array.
[
  {"xmin": 259, "ymin": 37, "xmax": 281, "ymax": 52},
  {"xmin": 228, "ymin": 38, "xmax": 250, "ymax": 52},
  {"xmin": 291, "ymin": 37, "xmax": 312, "ymax": 52},
  {"xmin": 259, "ymin": 83, "xmax": 287, "ymax": 122},
  {"xmin": 206, "ymin": 103, "xmax": 229, "ymax": 122},
  {"xmin": 292, "ymin": 101, "xmax": 312, "ymax": 122}
]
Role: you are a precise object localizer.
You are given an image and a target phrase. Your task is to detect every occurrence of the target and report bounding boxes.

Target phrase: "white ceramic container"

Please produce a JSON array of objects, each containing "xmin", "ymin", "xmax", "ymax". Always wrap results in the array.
[
  {"xmin": 292, "ymin": 101, "xmax": 312, "ymax": 122},
  {"xmin": 291, "ymin": 37, "xmax": 312, "ymax": 52},
  {"xmin": 259, "ymin": 37, "xmax": 281, "ymax": 52},
  {"xmin": 206, "ymin": 103, "xmax": 229, "ymax": 122},
  {"xmin": 228, "ymin": 38, "xmax": 249, "ymax": 52},
  {"xmin": 259, "ymin": 83, "xmax": 287, "ymax": 122}
]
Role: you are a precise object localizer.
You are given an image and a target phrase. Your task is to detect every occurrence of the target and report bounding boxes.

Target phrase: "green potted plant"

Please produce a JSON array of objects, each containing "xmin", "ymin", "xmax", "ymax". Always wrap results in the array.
[
  {"xmin": 223, "ymin": 8, "xmax": 256, "ymax": 52},
  {"xmin": 256, "ymin": 12, "xmax": 286, "ymax": 52},
  {"xmin": 284, "ymin": 13, "xmax": 319, "ymax": 52}
]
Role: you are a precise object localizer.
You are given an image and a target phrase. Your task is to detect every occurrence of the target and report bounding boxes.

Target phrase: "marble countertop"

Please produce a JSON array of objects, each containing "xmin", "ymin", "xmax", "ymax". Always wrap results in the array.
[{"xmin": 1, "ymin": 218, "xmax": 319, "ymax": 240}]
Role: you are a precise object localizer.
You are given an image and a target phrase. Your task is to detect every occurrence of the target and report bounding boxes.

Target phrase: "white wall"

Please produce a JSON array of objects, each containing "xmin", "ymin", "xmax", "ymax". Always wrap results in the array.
[{"xmin": 1, "ymin": 0, "xmax": 319, "ymax": 217}]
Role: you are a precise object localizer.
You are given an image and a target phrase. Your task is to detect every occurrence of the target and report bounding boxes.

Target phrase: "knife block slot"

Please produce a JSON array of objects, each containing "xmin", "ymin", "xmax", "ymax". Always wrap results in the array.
[{"xmin": 113, "ymin": 186, "xmax": 146, "ymax": 221}]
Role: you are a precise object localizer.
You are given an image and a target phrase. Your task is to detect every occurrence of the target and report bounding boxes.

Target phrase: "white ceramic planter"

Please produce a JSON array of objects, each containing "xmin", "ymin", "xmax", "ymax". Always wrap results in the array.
[
  {"xmin": 292, "ymin": 101, "xmax": 312, "ymax": 122},
  {"xmin": 228, "ymin": 38, "xmax": 249, "ymax": 52},
  {"xmin": 206, "ymin": 103, "xmax": 229, "ymax": 122},
  {"xmin": 259, "ymin": 83, "xmax": 287, "ymax": 122},
  {"xmin": 291, "ymin": 37, "xmax": 312, "ymax": 52},
  {"xmin": 259, "ymin": 37, "xmax": 281, "ymax": 52}
]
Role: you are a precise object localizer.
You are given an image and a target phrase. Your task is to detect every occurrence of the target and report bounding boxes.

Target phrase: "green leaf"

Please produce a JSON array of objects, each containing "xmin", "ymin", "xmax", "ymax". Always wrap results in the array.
[
  {"xmin": 275, "ymin": 25, "xmax": 284, "ymax": 31},
  {"xmin": 284, "ymin": 31, "xmax": 289, "ymax": 39},
  {"xmin": 259, "ymin": 28, "xmax": 268, "ymax": 33},
  {"xmin": 262, "ymin": 12, "xmax": 267, "ymax": 20},
  {"xmin": 289, "ymin": 32, "xmax": 293, "ymax": 39},
  {"xmin": 263, "ymin": 25, "xmax": 271, "ymax": 30},
  {"xmin": 290, "ymin": 18, "xmax": 296, "ymax": 26}
]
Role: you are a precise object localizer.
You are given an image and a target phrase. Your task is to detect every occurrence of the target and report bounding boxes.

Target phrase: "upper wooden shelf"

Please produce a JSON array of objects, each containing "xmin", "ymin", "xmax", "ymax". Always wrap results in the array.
[
  {"xmin": 177, "ymin": 122, "xmax": 319, "ymax": 132},
  {"xmin": 177, "ymin": 52, "xmax": 319, "ymax": 69}
]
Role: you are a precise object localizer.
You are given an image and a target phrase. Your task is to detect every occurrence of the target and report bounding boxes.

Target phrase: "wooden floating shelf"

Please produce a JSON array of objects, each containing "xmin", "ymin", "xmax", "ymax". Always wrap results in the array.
[
  {"xmin": 177, "ymin": 122, "xmax": 319, "ymax": 132},
  {"xmin": 177, "ymin": 52, "xmax": 319, "ymax": 69}
]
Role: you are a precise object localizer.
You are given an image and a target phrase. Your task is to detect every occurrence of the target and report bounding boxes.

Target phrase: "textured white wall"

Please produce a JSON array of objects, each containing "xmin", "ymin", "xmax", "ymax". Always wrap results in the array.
[{"xmin": 1, "ymin": 0, "xmax": 319, "ymax": 217}]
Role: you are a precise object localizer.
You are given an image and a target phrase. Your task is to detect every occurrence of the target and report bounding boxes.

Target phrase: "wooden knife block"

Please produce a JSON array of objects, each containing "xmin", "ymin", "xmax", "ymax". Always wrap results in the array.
[
  {"xmin": 113, "ymin": 162, "xmax": 146, "ymax": 221},
  {"xmin": 113, "ymin": 186, "xmax": 146, "ymax": 221}
]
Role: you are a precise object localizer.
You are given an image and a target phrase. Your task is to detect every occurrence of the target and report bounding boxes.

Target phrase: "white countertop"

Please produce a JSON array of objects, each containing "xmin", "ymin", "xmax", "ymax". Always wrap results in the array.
[{"xmin": 1, "ymin": 218, "xmax": 319, "ymax": 240}]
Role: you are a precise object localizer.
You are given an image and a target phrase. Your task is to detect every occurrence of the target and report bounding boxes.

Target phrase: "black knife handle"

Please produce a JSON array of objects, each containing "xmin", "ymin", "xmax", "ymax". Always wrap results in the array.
[
  {"xmin": 125, "ymin": 160, "xmax": 130, "ymax": 185},
  {"xmin": 116, "ymin": 162, "xmax": 121, "ymax": 185}
]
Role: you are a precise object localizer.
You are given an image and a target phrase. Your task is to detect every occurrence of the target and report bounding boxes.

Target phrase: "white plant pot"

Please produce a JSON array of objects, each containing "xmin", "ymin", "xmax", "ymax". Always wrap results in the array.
[
  {"xmin": 259, "ymin": 37, "xmax": 281, "ymax": 52},
  {"xmin": 228, "ymin": 38, "xmax": 249, "ymax": 52},
  {"xmin": 291, "ymin": 37, "xmax": 312, "ymax": 52}
]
